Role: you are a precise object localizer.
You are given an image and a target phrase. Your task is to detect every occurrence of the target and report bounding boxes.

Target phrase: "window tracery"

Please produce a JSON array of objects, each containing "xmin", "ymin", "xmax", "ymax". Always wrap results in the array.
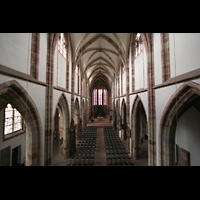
[
  {"xmin": 93, "ymin": 89, "xmax": 107, "ymax": 105},
  {"xmin": 58, "ymin": 33, "xmax": 66, "ymax": 59},
  {"xmin": 135, "ymin": 33, "xmax": 143, "ymax": 58},
  {"xmin": 4, "ymin": 103, "xmax": 24, "ymax": 136}
]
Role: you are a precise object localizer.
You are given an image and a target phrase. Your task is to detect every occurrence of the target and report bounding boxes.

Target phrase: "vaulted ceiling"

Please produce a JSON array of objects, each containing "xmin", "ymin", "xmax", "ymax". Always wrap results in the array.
[{"xmin": 70, "ymin": 33, "xmax": 131, "ymax": 92}]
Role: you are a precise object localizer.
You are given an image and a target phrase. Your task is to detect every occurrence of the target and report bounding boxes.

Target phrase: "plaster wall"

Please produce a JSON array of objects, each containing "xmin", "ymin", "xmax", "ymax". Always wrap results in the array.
[
  {"xmin": 153, "ymin": 33, "xmax": 162, "ymax": 85},
  {"xmin": 38, "ymin": 33, "xmax": 47, "ymax": 83},
  {"xmin": 169, "ymin": 33, "xmax": 200, "ymax": 78},
  {"xmin": 0, "ymin": 33, "xmax": 32, "ymax": 75}
]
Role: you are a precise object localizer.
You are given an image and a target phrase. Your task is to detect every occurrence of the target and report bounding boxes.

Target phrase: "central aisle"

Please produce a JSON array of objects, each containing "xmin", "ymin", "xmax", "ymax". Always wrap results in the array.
[{"xmin": 93, "ymin": 128, "xmax": 107, "ymax": 166}]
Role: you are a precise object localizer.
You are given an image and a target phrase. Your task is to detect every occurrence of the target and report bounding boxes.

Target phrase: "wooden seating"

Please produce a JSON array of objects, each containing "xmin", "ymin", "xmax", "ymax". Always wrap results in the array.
[
  {"xmin": 68, "ymin": 126, "xmax": 97, "ymax": 166},
  {"xmin": 104, "ymin": 126, "xmax": 134, "ymax": 166}
]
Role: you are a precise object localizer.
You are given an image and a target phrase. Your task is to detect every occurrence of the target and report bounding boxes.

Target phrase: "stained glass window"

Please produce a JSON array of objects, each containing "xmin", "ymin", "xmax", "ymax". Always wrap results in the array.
[
  {"xmin": 58, "ymin": 33, "xmax": 66, "ymax": 59},
  {"xmin": 4, "ymin": 104, "xmax": 22, "ymax": 135},
  {"xmin": 98, "ymin": 89, "xmax": 102, "ymax": 105},
  {"xmin": 135, "ymin": 33, "xmax": 143, "ymax": 58},
  {"xmin": 94, "ymin": 89, "xmax": 97, "ymax": 105},
  {"xmin": 103, "ymin": 89, "xmax": 107, "ymax": 105}
]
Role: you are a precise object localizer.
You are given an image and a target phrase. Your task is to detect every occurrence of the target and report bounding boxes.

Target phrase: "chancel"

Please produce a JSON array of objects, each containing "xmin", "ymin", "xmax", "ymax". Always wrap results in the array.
[{"xmin": 0, "ymin": 33, "xmax": 200, "ymax": 166}]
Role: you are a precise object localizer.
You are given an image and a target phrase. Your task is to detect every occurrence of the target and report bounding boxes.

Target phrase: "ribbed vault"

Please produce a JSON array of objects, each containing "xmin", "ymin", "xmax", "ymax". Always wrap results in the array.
[{"xmin": 70, "ymin": 33, "xmax": 131, "ymax": 93}]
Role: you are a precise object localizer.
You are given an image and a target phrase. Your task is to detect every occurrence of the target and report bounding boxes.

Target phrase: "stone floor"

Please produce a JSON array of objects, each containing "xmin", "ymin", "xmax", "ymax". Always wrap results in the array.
[
  {"xmin": 93, "ymin": 127, "xmax": 107, "ymax": 166},
  {"xmin": 51, "ymin": 117, "xmax": 148, "ymax": 166}
]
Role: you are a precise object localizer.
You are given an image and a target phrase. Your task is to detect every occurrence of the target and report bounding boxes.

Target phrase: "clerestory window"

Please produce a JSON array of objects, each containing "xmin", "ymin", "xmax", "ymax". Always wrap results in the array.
[
  {"xmin": 58, "ymin": 33, "xmax": 66, "ymax": 59},
  {"xmin": 93, "ymin": 89, "xmax": 107, "ymax": 106},
  {"xmin": 135, "ymin": 33, "xmax": 143, "ymax": 58}
]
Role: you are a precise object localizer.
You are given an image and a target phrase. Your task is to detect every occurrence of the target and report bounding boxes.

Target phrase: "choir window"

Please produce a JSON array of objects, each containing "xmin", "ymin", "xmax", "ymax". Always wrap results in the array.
[
  {"xmin": 58, "ymin": 33, "xmax": 66, "ymax": 59},
  {"xmin": 103, "ymin": 89, "xmax": 107, "ymax": 105},
  {"xmin": 93, "ymin": 89, "xmax": 107, "ymax": 105},
  {"xmin": 98, "ymin": 89, "xmax": 103, "ymax": 105},
  {"xmin": 4, "ymin": 103, "xmax": 24, "ymax": 139},
  {"xmin": 94, "ymin": 89, "xmax": 98, "ymax": 105}
]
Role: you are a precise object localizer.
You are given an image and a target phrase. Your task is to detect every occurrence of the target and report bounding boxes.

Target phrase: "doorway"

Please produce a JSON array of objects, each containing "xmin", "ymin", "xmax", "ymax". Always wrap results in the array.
[{"xmin": 12, "ymin": 145, "xmax": 21, "ymax": 166}]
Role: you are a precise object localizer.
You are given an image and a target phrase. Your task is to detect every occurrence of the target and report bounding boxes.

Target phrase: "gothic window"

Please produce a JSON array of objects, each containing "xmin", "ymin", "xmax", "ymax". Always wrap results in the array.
[
  {"xmin": 103, "ymin": 89, "xmax": 107, "ymax": 105},
  {"xmin": 58, "ymin": 33, "xmax": 66, "ymax": 59},
  {"xmin": 135, "ymin": 33, "xmax": 143, "ymax": 58},
  {"xmin": 93, "ymin": 89, "xmax": 107, "ymax": 105},
  {"xmin": 75, "ymin": 65, "xmax": 79, "ymax": 74},
  {"xmin": 94, "ymin": 89, "xmax": 98, "ymax": 105},
  {"xmin": 4, "ymin": 104, "xmax": 24, "ymax": 137},
  {"xmin": 75, "ymin": 65, "xmax": 79, "ymax": 94},
  {"xmin": 98, "ymin": 89, "xmax": 102, "ymax": 105}
]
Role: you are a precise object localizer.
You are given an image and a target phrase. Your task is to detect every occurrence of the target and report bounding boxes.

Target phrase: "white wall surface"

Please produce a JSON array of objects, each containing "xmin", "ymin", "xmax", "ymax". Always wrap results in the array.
[
  {"xmin": 54, "ymin": 44, "xmax": 58, "ymax": 86},
  {"xmin": 39, "ymin": 33, "xmax": 47, "ymax": 83},
  {"xmin": 129, "ymin": 50, "xmax": 132, "ymax": 93},
  {"xmin": 153, "ymin": 33, "xmax": 162, "ymax": 85},
  {"xmin": 123, "ymin": 71, "xmax": 126, "ymax": 94},
  {"xmin": 68, "ymin": 49, "xmax": 72, "ymax": 92},
  {"xmin": 0, "ymin": 33, "xmax": 32, "ymax": 74},
  {"xmin": 169, "ymin": 33, "xmax": 200, "ymax": 78}
]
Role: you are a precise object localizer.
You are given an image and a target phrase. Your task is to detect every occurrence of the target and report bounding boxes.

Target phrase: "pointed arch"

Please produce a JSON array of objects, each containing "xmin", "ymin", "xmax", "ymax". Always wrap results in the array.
[
  {"xmin": 0, "ymin": 80, "xmax": 42, "ymax": 166},
  {"xmin": 131, "ymin": 95, "xmax": 148, "ymax": 160},
  {"xmin": 158, "ymin": 81, "xmax": 200, "ymax": 166},
  {"xmin": 121, "ymin": 98, "xmax": 127, "ymax": 140},
  {"xmin": 74, "ymin": 98, "xmax": 80, "ymax": 125},
  {"xmin": 54, "ymin": 93, "xmax": 70, "ymax": 159}
]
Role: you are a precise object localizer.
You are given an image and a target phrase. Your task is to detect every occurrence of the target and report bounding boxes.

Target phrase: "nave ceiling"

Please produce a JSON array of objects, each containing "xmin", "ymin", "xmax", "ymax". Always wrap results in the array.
[{"xmin": 70, "ymin": 33, "xmax": 132, "ymax": 92}]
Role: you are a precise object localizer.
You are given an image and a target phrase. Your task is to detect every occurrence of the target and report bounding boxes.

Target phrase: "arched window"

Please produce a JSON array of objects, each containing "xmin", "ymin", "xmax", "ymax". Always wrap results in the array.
[
  {"xmin": 58, "ymin": 33, "xmax": 66, "ymax": 59},
  {"xmin": 103, "ymin": 89, "xmax": 107, "ymax": 105},
  {"xmin": 135, "ymin": 33, "xmax": 143, "ymax": 58},
  {"xmin": 98, "ymin": 89, "xmax": 103, "ymax": 105},
  {"xmin": 94, "ymin": 89, "xmax": 97, "ymax": 105},
  {"xmin": 4, "ymin": 103, "xmax": 24, "ymax": 139},
  {"xmin": 93, "ymin": 89, "xmax": 107, "ymax": 105}
]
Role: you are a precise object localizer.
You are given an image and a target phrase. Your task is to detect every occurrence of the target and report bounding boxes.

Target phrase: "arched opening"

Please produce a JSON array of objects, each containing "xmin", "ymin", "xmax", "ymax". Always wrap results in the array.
[
  {"xmin": 159, "ymin": 81, "xmax": 200, "ymax": 166},
  {"xmin": 131, "ymin": 95, "xmax": 148, "ymax": 161},
  {"xmin": 92, "ymin": 87, "xmax": 108, "ymax": 118},
  {"xmin": 82, "ymin": 99, "xmax": 86, "ymax": 129},
  {"xmin": 53, "ymin": 93, "xmax": 70, "ymax": 162},
  {"xmin": 121, "ymin": 99, "xmax": 127, "ymax": 141},
  {"xmin": 113, "ymin": 100, "xmax": 117, "ymax": 131},
  {"xmin": 74, "ymin": 98, "xmax": 81, "ymax": 143},
  {"xmin": 0, "ymin": 80, "xmax": 42, "ymax": 166}
]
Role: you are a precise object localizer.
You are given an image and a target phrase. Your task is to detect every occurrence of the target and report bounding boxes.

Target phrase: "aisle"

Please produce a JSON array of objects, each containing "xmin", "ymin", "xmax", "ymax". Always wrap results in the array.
[{"xmin": 93, "ymin": 128, "xmax": 107, "ymax": 166}]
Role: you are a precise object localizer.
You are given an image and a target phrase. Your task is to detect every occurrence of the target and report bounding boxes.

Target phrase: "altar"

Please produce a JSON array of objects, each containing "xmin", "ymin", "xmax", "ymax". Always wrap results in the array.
[{"xmin": 97, "ymin": 117, "xmax": 103, "ymax": 121}]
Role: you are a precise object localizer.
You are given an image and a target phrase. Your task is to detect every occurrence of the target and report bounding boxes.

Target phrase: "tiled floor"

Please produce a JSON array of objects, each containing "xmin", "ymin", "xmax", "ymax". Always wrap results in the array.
[{"xmin": 51, "ymin": 117, "xmax": 148, "ymax": 166}]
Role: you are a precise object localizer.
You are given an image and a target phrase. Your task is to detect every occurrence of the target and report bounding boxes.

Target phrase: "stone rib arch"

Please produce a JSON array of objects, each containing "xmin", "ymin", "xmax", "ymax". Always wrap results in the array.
[
  {"xmin": 74, "ymin": 33, "xmax": 126, "ymax": 69},
  {"xmin": 158, "ymin": 81, "xmax": 200, "ymax": 166},
  {"xmin": 131, "ymin": 94, "xmax": 148, "ymax": 160},
  {"xmin": 54, "ymin": 93, "xmax": 70, "ymax": 159},
  {"xmin": 83, "ymin": 56, "xmax": 115, "ymax": 75},
  {"xmin": 0, "ymin": 80, "xmax": 43, "ymax": 166},
  {"xmin": 82, "ymin": 50, "xmax": 116, "ymax": 73}
]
